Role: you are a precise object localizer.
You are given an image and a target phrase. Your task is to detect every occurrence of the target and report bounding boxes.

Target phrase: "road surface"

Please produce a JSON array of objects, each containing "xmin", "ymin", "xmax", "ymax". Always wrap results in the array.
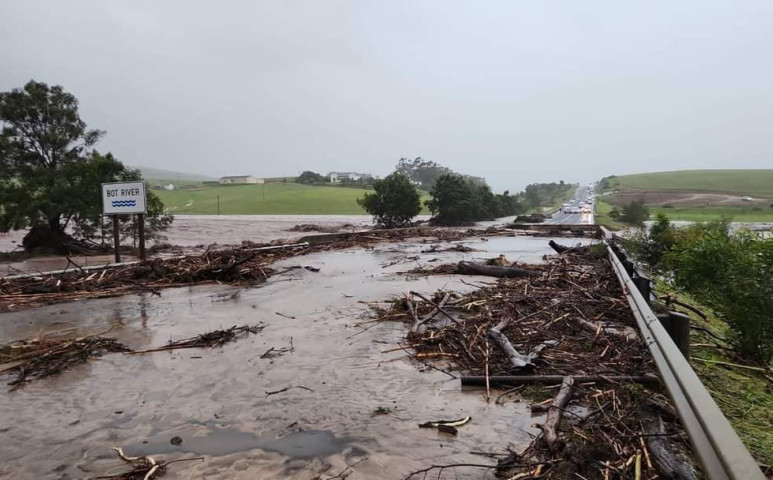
[{"xmin": 546, "ymin": 185, "xmax": 594, "ymax": 225}]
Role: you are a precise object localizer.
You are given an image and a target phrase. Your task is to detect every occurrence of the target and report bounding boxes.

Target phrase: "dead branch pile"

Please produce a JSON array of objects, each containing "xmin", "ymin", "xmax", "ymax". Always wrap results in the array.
[
  {"xmin": 383, "ymin": 254, "xmax": 650, "ymax": 377},
  {"xmin": 375, "ymin": 250, "xmax": 698, "ymax": 479},
  {"xmin": 0, "ymin": 333, "xmax": 129, "ymax": 389},
  {"xmin": 129, "ymin": 324, "xmax": 264, "ymax": 354},
  {"xmin": 0, "ymin": 227, "xmax": 497, "ymax": 312},
  {"xmin": 96, "ymin": 447, "xmax": 203, "ymax": 480}
]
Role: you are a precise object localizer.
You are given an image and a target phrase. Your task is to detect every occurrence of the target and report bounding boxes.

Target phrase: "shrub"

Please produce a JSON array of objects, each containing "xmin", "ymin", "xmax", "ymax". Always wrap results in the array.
[
  {"xmin": 357, "ymin": 173, "xmax": 421, "ymax": 228},
  {"xmin": 296, "ymin": 171, "xmax": 326, "ymax": 184},
  {"xmin": 665, "ymin": 221, "xmax": 773, "ymax": 363},
  {"xmin": 620, "ymin": 200, "xmax": 650, "ymax": 226}
]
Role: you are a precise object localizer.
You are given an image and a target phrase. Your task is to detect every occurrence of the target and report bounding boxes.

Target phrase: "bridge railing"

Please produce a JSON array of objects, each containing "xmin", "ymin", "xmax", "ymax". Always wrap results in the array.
[{"xmin": 600, "ymin": 226, "xmax": 764, "ymax": 480}]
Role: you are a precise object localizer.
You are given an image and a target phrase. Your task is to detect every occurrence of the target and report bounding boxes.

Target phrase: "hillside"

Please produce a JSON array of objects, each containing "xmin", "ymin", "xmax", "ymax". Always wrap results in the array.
[
  {"xmin": 134, "ymin": 166, "xmax": 215, "ymax": 182},
  {"xmin": 154, "ymin": 182, "xmax": 431, "ymax": 215},
  {"xmin": 597, "ymin": 169, "xmax": 773, "ymax": 223},
  {"xmin": 612, "ymin": 170, "xmax": 773, "ymax": 197}
]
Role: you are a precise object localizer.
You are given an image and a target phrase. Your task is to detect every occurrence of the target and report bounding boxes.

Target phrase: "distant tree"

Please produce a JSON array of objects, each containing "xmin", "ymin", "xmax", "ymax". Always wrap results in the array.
[
  {"xmin": 0, "ymin": 80, "xmax": 171, "ymax": 253},
  {"xmin": 619, "ymin": 200, "xmax": 650, "ymax": 226},
  {"xmin": 357, "ymin": 173, "xmax": 421, "ymax": 228},
  {"xmin": 296, "ymin": 170, "xmax": 326, "ymax": 184},
  {"xmin": 426, "ymin": 173, "xmax": 517, "ymax": 225},
  {"xmin": 522, "ymin": 182, "xmax": 573, "ymax": 208},
  {"xmin": 395, "ymin": 157, "xmax": 452, "ymax": 190}
]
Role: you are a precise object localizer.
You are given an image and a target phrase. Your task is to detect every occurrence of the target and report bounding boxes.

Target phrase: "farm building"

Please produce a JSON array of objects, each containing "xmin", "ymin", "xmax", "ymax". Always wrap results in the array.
[
  {"xmin": 219, "ymin": 175, "xmax": 264, "ymax": 184},
  {"xmin": 329, "ymin": 172, "xmax": 366, "ymax": 183}
]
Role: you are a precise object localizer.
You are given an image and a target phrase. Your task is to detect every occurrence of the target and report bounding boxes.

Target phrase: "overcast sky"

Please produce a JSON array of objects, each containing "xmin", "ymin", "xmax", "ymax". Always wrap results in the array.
[{"xmin": 2, "ymin": 1, "xmax": 772, "ymax": 192}]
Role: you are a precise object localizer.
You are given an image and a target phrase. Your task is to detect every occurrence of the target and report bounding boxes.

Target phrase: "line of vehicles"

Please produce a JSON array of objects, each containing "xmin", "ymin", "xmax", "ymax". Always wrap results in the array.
[{"xmin": 561, "ymin": 192, "xmax": 595, "ymax": 214}]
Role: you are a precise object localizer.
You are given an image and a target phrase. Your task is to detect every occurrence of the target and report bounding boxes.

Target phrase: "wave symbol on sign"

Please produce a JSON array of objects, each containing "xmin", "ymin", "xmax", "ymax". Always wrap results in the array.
[{"xmin": 111, "ymin": 200, "xmax": 137, "ymax": 207}]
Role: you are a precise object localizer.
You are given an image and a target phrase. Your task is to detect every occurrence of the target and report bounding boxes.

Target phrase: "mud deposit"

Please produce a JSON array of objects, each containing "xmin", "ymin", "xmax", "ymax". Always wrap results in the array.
[{"xmin": 0, "ymin": 236, "xmax": 589, "ymax": 479}]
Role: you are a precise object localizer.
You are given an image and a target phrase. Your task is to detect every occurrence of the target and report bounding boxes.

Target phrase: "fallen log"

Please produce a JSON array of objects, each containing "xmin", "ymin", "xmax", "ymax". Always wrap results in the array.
[
  {"xmin": 642, "ymin": 410, "xmax": 696, "ymax": 480},
  {"xmin": 548, "ymin": 240, "xmax": 591, "ymax": 255},
  {"xmin": 410, "ymin": 292, "xmax": 453, "ymax": 332},
  {"xmin": 461, "ymin": 375, "xmax": 661, "ymax": 387},
  {"xmin": 487, "ymin": 327, "xmax": 533, "ymax": 369},
  {"xmin": 456, "ymin": 261, "xmax": 532, "ymax": 278},
  {"xmin": 573, "ymin": 317, "xmax": 639, "ymax": 342},
  {"xmin": 542, "ymin": 376, "xmax": 574, "ymax": 452}
]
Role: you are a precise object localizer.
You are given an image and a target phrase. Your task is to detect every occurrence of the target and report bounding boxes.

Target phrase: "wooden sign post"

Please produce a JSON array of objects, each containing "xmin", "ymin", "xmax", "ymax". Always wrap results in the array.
[{"xmin": 101, "ymin": 181, "xmax": 148, "ymax": 263}]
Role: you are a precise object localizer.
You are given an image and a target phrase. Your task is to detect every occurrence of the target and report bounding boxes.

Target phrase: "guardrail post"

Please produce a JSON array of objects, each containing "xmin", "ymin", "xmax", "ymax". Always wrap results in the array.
[
  {"xmin": 632, "ymin": 275, "xmax": 652, "ymax": 304},
  {"xmin": 656, "ymin": 311, "xmax": 691, "ymax": 359}
]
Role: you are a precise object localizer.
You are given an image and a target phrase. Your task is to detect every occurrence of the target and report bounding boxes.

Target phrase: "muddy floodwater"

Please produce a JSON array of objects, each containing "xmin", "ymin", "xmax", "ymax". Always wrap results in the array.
[
  {"xmin": 0, "ymin": 235, "xmax": 590, "ymax": 479},
  {"xmin": 0, "ymin": 215, "xmax": 426, "ymax": 276}
]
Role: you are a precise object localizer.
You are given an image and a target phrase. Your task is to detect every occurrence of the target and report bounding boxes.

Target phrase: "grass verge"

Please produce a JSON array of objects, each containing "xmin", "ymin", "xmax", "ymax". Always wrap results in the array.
[
  {"xmin": 594, "ymin": 199, "xmax": 626, "ymax": 230},
  {"xmin": 655, "ymin": 282, "xmax": 773, "ymax": 467}
]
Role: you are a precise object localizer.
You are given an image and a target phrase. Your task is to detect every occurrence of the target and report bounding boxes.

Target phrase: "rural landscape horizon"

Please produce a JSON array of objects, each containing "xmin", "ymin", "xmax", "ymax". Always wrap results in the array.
[{"xmin": 2, "ymin": 2, "xmax": 772, "ymax": 480}]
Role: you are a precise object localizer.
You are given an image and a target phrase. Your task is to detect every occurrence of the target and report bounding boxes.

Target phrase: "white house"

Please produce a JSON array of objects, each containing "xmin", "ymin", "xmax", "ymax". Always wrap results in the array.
[
  {"xmin": 219, "ymin": 175, "xmax": 264, "ymax": 184},
  {"xmin": 329, "ymin": 172, "xmax": 364, "ymax": 183}
]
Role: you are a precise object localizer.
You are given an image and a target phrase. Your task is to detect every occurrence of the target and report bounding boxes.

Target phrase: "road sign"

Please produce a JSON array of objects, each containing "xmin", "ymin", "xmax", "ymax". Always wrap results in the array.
[{"xmin": 102, "ymin": 181, "xmax": 147, "ymax": 215}]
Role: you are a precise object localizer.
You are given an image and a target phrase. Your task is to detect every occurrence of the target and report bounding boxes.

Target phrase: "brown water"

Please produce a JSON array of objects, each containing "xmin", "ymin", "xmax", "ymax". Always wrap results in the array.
[
  {"xmin": 0, "ymin": 236, "xmax": 590, "ymax": 479},
  {"xmin": 0, "ymin": 214, "xmax": 416, "ymax": 276}
]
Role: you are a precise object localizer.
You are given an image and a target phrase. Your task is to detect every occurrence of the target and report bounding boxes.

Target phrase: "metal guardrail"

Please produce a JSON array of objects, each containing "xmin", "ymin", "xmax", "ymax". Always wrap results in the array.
[{"xmin": 601, "ymin": 226, "xmax": 764, "ymax": 480}]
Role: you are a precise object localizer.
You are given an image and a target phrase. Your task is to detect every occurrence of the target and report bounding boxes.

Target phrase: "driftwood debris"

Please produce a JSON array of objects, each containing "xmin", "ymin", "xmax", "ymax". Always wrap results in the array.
[
  {"xmin": 456, "ymin": 261, "xmax": 533, "ymax": 278},
  {"xmin": 1, "ymin": 227, "xmax": 493, "ymax": 313},
  {"xmin": 127, "ymin": 324, "xmax": 264, "ymax": 355},
  {"xmin": 371, "ymin": 242, "xmax": 699, "ymax": 479},
  {"xmin": 548, "ymin": 240, "xmax": 591, "ymax": 255},
  {"xmin": 542, "ymin": 376, "xmax": 574, "ymax": 452},
  {"xmin": 96, "ymin": 447, "xmax": 204, "ymax": 480},
  {"xmin": 487, "ymin": 316, "xmax": 556, "ymax": 369},
  {"xmin": 1, "ymin": 332, "xmax": 129, "ymax": 389},
  {"xmin": 642, "ymin": 410, "xmax": 696, "ymax": 480},
  {"xmin": 461, "ymin": 375, "xmax": 661, "ymax": 387}
]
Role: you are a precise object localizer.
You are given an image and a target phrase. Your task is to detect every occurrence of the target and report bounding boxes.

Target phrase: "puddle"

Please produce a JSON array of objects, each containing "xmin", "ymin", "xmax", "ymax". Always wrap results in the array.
[
  {"xmin": 0, "ymin": 234, "xmax": 590, "ymax": 479},
  {"xmin": 126, "ymin": 426, "xmax": 351, "ymax": 459}
]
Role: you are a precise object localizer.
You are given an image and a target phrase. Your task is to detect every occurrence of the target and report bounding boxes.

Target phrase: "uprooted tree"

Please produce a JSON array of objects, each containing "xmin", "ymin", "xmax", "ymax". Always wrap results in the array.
[
  {"xmin": 0, "ymin": 80, "xmax": 172, "ymax": 253},
  {"xmin": 357, "ymin": 172, "xmax": 422, "ymax": 228}
]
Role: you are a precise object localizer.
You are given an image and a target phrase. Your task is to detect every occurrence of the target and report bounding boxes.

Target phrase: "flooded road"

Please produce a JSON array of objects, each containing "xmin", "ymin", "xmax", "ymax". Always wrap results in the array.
[{"xmin": 0, "ymin": 235, "xmax": 590, "ymax": 479}]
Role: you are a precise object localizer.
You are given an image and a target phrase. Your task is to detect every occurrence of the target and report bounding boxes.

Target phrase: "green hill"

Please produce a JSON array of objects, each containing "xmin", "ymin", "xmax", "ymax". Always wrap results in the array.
[
  {"xmin": 616, "ymin": 169, "xmax": 773, "ymax": 197},
  {"xmin": 596, "ymin": 169, "xmax": 773, "ymax": 224},
  {"xmin": 134, "ymin": 166, "xmax": 215, "ymax": 182}
]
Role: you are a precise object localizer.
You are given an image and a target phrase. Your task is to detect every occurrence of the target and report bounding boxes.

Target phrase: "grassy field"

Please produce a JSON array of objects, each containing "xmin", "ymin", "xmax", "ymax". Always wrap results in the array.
[
  {"xmin": 618, "ymin": 169, "xmax": 773, "ymax": 197},
  {"xmin": 153, "ymin": 182, "xmax": 431, "ymax": 215},
  {"xmin": 651, "ymin": 206, "xmax": 773, "ymax": 222}
]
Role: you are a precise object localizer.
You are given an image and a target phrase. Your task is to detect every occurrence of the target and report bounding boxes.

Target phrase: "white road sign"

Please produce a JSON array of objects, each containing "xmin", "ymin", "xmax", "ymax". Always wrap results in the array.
[{"xmin": 102, "ymin": 181, "xmax": 147, "ymax": 215}]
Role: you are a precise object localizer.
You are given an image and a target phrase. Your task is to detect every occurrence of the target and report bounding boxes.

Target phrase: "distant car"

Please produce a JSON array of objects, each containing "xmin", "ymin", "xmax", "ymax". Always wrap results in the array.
[{"xmin": 741, "ymin": 196, "xmax": 754, "ymax": 202}]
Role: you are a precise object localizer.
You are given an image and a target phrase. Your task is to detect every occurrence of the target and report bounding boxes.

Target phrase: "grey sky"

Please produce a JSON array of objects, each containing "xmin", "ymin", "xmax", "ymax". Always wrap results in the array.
[{"xmin": 2, "ymin": 1, "xmax": 772, "ymax": 192}]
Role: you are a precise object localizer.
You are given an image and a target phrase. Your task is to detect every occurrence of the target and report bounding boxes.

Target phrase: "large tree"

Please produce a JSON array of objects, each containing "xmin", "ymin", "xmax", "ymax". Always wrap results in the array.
[
  {"xmin": 0, "ymin": 80, "xmax": 171, "ymax": 252},
  {"xmin": 357, "ymin": 172, "xmax": 421, "ymax": 228}
]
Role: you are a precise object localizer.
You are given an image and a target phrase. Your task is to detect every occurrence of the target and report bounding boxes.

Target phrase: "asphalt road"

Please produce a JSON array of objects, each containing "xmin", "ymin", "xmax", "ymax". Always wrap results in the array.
[{"xmin": 546, "ymin": 185, "xmax": 594, "ymax": 225}]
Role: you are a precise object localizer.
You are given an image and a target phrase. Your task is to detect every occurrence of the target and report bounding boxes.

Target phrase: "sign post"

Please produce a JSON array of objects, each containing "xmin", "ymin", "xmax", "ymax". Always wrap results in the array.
[{"xmin": 101, "ymin": 181, "xmax": 148, "ymax": 263}]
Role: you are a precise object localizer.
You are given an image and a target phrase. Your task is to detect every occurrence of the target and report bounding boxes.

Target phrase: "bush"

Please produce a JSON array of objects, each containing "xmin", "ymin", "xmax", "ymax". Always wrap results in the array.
[
  {"xmin": 357, "ymin": 173, "xmax": 421, "ymax": 228},
  {"xmin": 665, "ymin": 221, "xmax": 773, "ymax": 363},
  {"xmin": 296, "ymin": 171, "xmax": 326, "ymax": 184},
  {"xmin": 620, "ymin": 200, "xmax": 650, "ymax": 226}
]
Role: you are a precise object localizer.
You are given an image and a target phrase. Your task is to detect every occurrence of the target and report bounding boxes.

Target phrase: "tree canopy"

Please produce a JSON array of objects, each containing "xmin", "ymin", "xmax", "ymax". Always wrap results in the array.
[
  {"xmin": 426, "ymin": 173, "xmax": 522, "ymax": 225},
  {"xmin": 394, "ymin": 157, "xmax": 451, "ymax": 190},
  {"xmin": 0, "ymin": 80, "xmax": 171, "ymax": 252},
  {"xmin": 357, "ymin": 172, "xmax": 421, "ymax": 228},
  {"xmin": 295, "ymin": 170, "xmax": 327, "ymax": 184}
]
